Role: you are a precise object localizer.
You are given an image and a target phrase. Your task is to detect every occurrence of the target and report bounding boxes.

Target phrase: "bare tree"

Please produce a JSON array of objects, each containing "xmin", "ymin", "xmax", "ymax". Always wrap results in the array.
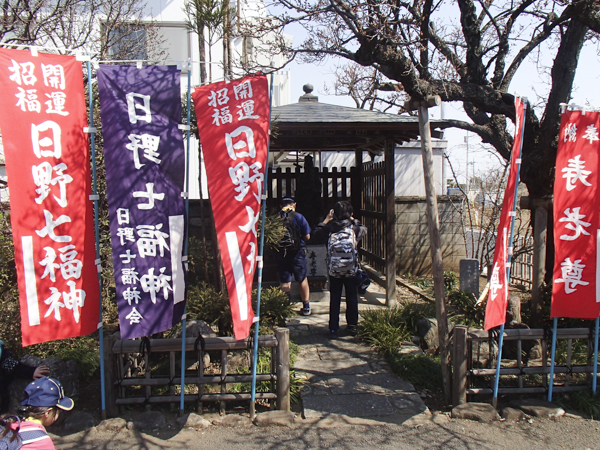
[
  {"xmin": 251, "ymin": 0, "xmax": 599, "ymax": 201},
  {"xmin": 325, "ymin": 62, "xmax": 405, "ymax": 112},
  {"xmin": 0, "ymin": 0, "xmax": 158, "ymax": 59}
]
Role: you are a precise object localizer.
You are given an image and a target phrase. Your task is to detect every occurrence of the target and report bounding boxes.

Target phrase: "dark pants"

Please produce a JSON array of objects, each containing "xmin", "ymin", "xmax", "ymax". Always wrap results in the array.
[{"xmin": 329, "ymin": 276, "xmax": 358, "ymax": 332}]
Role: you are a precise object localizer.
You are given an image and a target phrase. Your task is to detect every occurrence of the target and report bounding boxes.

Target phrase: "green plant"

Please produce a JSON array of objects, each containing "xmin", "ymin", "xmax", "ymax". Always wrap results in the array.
[
  {"xmin": 388, "ymin": 353, "xmax": 442, "ymax": 392},
  {"xmin": 253, "ymin": 287, "xmax": 294, "ymax": 332},
  {"xmin": 186, "ymin": 283, "xmax": 232, "ymax": 335},
  {"xmin": 258, "ymin": 211, "xmax": 286, "ymax": 251},
  {"xmin": 443, "ymin": 271, "xmax": 459, "ymax": 293},
  {"xmin": 557, "ymin": 390, "xmax": 600, "ymax": 419},
  {"xmin": 358, "ymin": 307, "xmax": 411, "ymax": 357},
  {"xmin": 447, "ymin": 290, "xmax": 483, "ymax": 327}
]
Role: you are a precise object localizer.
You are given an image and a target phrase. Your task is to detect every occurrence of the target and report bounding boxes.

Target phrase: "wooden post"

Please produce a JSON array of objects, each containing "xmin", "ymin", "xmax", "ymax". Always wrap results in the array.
[
  {"xmin": 418, "ymin": 103, "xmax": 451, "ymax": 404},
  {"xmin": 452, "ymin": 326, "xmax": 468, "ymax": 406},
  {"xmin": 103, "ymin": 333, "xmax": 118, "ymax": 419},
  {"xmin": 531, "ymin": 206, "xmax": 548, "ymax": 327},
  {"xmin": 220, "ymin": 349, "xmax": 227, "ymax": 415},
  {"xmin": 385, "ymin": 139, "xmax": 397, "ymax": 307},
  {"xmin": 353, "ymin": 147, "xmax": 363, "ymax": 219},
  {"xmin": 275, "ymin": 328, "xmax": 290, "ymax": 412}
]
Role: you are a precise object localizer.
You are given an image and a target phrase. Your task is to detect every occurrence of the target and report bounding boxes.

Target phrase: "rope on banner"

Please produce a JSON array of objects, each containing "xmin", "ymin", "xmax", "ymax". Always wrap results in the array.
[
  {"xmin": 492, "ymin": 97, "xmax": 528, "ymax": 408},
  {"xmin": 250, "ymin": 72, "xmax": 275, "ymax": 419},
  {"xmin": 179, "ymin": 58, "xmax": 193, "ymax": 415},
  {"xmin": 85, "ymin": 59, "xmax": 107, "ymax": 418}
]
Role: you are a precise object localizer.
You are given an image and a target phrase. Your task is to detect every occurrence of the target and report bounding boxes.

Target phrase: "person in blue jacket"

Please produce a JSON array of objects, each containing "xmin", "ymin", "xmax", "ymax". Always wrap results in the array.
[{"xmin": 275, "ymin": 197, "xmax": 312, "ymax": 315}]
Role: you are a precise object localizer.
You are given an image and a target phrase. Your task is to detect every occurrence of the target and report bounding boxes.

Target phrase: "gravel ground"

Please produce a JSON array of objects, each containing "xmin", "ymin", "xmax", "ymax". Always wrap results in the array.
[{"xmin": 52, "ymin": 415, "xmax": 599, "ymax": 450}]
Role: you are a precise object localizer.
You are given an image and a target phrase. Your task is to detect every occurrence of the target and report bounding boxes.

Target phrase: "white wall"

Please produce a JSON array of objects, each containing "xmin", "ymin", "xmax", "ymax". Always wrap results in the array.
[{"xmin": 319, "ymin": 139, "xmax": 448, "ymax": 197}]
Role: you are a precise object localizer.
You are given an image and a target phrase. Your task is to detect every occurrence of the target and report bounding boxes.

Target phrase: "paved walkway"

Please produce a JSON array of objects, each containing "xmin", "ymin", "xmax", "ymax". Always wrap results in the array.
[{"xmin": 287, "ymin": 283, "xmax": 440, "ymax": 426}]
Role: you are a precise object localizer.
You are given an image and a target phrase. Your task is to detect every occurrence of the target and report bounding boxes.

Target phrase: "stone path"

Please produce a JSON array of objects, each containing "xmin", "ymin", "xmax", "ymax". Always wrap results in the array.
[{"xmin": 287, "ymin": 284, "xmax": 442, "ymax": 426}]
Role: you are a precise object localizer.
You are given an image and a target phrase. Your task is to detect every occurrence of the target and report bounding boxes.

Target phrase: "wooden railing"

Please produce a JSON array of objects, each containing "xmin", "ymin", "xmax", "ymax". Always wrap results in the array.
[
  {"xmin": 266, "ymin": 166, "xmax": 355, "ymax": 211},
  {"xmin": 453, "ymin": 326, "xmax": 597, "ymax": 405},
  {"xmin": 510, "ymin": 235, "xmax": 534, "ymax": 289},
  {"xmin": 360, "ymin": 161, "xmax": 386, "ymax": 272},
  {"xmin": 103, "ymin": 329, "xmax": 290, "ymax": 416}
]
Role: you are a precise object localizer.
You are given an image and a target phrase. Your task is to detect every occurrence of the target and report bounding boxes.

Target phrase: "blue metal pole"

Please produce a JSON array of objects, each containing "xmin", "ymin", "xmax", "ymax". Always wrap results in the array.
[
  {"xmin": 492, "ymin": 98, "xmax": 528, "ymax": 407},
  {"xmin": 86, "ymin": 59, "xmax": 106, "ymax": 417},
  {"xmin": 548, "ymin": 317, "xmax": 558, "ymax": 401},
  {"xmin": 180, "ymin": 59, "xmax": 192, "ymax": 413},
  {"xmin": 593, "ymin": 318, "xmax": 599, "ymax": 394},
  {"xmin": 250, "ymin": 72, "xmax": 275, "ymax": 416}
]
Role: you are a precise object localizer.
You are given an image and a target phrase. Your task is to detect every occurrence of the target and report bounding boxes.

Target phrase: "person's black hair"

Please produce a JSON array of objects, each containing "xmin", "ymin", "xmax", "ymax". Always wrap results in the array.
[
  {"xmin": 0, "ymin": 405, "xmax": 58, "ymax": 441},
  {"xmin": 333, "ymin": 201, "xmax": 353, "ymax": 220}
]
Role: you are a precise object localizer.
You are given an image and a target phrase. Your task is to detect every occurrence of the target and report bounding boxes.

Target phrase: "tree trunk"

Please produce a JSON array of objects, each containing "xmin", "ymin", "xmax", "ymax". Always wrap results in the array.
[
  {"xmin": 418, "ymin": 104, "xmax": 451, "ymax": 404},
  {"xmin": 198, "ymin": 24, "xmax": 207, "ymax": 84}
]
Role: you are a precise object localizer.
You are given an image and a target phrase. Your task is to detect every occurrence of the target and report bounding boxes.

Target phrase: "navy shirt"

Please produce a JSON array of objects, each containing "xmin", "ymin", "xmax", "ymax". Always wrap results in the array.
[{"xmin": 282, "ymin": 210, "xmax": 311, "ymax": 248}]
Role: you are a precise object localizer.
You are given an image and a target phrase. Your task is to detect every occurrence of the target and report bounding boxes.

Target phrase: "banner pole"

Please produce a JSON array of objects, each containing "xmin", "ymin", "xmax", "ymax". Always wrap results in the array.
[
  {"xmin": 593, "ymin": 318, "xmax": 599, "ymax": 394},
  {"xmin": 492, "ymin": 97, "xmax": 528, "ymax": 408},
  {"xmin": 86, "ymin": 59, "xmax": 106, "ymax": 418},
  {"xmin": 250, "ymin": 72, "xmax": 275, "ymax": 418},
  {"xmin": 180, "ymin": 59, "xmax": 193, "ymax": 414}
]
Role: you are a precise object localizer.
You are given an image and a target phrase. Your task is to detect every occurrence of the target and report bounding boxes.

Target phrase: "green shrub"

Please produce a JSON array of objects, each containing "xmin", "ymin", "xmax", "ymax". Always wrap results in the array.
[
  {"xmin": 186, "ymin": 283, "xmax": 232, "ymax": 335},
  {"xmin": 388, "ymin": 353, "xmax": 443, "ymax": 392},
  {"xmin": 557, "ymin": 390, "xmax": 600, "ymax": 419},
  {"xmin": 253, "ymin": 287, "xmax": 294, "ymax": 331},
  {"xmin": 447, "ymin": 290, "xmax": 483, "ymax": 327},
  {"xmin": 358, "ymin": 307, "xmax": 411, "ymax": 357},
  {"xmin": 443, "ymin": 271, "xmax": 458, "ymax": 293}
]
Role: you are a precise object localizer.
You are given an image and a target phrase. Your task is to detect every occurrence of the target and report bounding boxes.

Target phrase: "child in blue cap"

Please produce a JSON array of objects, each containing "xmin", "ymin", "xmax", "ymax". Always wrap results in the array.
[{"xmin": 0, "ymin": 377, "xmax": 73, "ymax": 449}]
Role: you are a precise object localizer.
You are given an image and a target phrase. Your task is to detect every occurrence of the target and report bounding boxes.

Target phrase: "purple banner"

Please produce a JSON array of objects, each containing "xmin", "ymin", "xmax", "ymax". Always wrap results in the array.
[{"xmin": 97, "ymin": 65, "xmax": 186, "ymax": 339}]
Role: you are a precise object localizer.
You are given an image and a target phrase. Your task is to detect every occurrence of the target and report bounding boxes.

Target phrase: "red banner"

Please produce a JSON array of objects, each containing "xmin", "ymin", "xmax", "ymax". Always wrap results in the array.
[
  {"xmin": 551, "ymin": 109, "xmax": 600, "ymax": 319},
  {"xmin": 192, "ymin": 76, "xmax": 269, "ymax": 340},
  {"xmin": 0, "ymin": 48, "xmax": 99, "ymax": 345},
  {"xmin": 484, "ymin": 97, "xmax": 527, "ymax": 330}
]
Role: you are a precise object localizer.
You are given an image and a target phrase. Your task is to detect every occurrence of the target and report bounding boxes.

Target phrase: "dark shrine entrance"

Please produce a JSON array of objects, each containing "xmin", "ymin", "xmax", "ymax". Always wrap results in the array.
[{"xmin": 267, "ymin": 85, "xmax": 429, "ymax": 305}]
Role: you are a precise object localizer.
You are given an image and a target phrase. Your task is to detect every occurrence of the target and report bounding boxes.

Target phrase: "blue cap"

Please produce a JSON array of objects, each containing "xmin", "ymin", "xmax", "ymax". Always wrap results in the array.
[
  {"xmin": 281, "ymin": 197, "xmax": 295, "ymax": 203},
  {"xmin": 21, "ymin": 377, "xmax": 74, "ymax": 411}
]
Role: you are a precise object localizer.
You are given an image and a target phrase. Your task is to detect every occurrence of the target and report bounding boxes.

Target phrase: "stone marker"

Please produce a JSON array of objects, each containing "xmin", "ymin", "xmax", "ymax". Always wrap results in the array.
[
  {"xmin": 451, "ymin": 403, "xmax": 499, "ymax": 422},
  {"xmin": 459, "ymin": 259, "xmax": 479, "ymax": 295},
  {"xmin": 212, "ymin": 414, "xmax": 252, "ymax": 427},
  {"xmin": 131, "ymin": 411, "xmax": 166, "ymax": 431},
  {"xmin": 177, "ymin": 413, "xmax": 212, "ymax": 429},
  {"xmin": 96, "ymin": 418, "xmax": 127, "ymax": 433},
  {"xmin": 509, "ymin": 399, "xmax": 565, "ymax": 419},
  {"xmin": 501, "ymin": 407, "xmax": 525, "ymax": 421},
  {"xmin": 253, "ymin": 410, "xmax": 295, "ymax": 427}
]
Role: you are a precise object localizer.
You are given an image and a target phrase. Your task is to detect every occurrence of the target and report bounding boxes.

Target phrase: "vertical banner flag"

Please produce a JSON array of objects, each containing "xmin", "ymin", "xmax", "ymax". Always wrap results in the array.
[
  {"xmin": 97, "ymin": 65, "xmax": 187, "ymax": 339},
  {"xmin": 484, "ymin": 97, "xmax": 527, "ymax": 330},
  {"xmin": 0, "ymin": 48, "xmax": 99, "ymax": 345},
  {"xmin": 552, "ymin": 108, "xmax": 600, "ymax": 318},
  {"xmin": 192, "ymin": 75, "xmax": 269, "ymax": 340}
]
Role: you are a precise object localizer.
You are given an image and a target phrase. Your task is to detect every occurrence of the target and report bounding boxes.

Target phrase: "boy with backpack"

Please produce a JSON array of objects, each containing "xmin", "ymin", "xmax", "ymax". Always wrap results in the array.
[
  {"xmin": 276, "ymin": 197, "xmax": 312, "ymax": 315},
  {"xmin": 312, "ymin": 201, "xmax": 367, "ymax": 339}
]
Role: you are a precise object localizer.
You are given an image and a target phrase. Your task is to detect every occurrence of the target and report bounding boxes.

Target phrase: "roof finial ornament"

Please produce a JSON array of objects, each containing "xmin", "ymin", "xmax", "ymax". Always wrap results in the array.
[{"xmin": 299, "ymin": 83, "xmax": 318, "ymax": 102}]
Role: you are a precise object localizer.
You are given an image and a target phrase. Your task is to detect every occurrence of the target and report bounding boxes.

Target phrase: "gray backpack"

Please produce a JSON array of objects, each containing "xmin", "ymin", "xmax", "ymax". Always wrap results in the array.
[{"xmin": 327, "ymin": 225, "xmax": 358, "ymax": 277}]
